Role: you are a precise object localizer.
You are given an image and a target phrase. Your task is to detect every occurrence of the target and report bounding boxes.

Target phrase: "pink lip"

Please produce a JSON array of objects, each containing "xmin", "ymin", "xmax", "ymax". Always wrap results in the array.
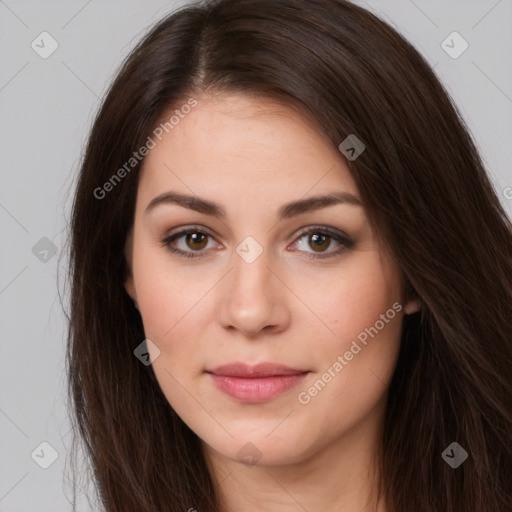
[{"xmin": 206, "ymin": 362, "xmax": 309, "ymax": 403}]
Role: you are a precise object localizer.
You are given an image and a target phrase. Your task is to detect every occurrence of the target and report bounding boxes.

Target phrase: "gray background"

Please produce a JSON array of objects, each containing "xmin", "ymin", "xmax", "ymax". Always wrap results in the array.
[{"xmin": 0, "ymin": 0, "xmax": 511, "ymax": 510}]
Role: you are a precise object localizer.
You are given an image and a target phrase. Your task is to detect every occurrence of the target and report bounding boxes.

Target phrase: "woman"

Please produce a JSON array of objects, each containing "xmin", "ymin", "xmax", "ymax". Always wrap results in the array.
[{"xmin": 66, "ymin": 0, "xmax": 512, "ymax": 510}]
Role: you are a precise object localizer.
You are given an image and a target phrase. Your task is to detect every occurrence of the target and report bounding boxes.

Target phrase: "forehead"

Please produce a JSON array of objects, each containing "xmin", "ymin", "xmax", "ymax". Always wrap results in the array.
[{"xmin": 137, "ymin": 93, "xmax": 359, "ymax": 207}]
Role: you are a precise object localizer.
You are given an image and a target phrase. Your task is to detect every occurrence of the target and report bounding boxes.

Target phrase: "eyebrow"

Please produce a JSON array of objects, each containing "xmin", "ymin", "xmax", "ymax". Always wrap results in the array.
[{"xmin": 144, "ymin": 190, "xmax": 362, "ymax": 220}]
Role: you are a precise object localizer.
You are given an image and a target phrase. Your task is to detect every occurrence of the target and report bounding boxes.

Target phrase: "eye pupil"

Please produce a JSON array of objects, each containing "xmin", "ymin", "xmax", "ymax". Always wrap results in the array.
[
  {"xmin": 186, "ymin": 232, "xmax": 208, "ymax": 250},
  {"xmin": 309, "ymin": 233, "xmax": 330, "ymax": 252}
]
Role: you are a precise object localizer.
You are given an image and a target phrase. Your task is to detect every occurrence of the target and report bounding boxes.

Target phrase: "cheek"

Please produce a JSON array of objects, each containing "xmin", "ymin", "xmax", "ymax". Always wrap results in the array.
[
  {"xmin": 299, "ymin": 250, "xmax": 402, "ymax": 346},
  {"xmin": 132, "ymin": 243, "xmax": 223, "ymax": 378},
  {"xmin": 323, "ymin": 255, "xmax": 402, "ymax": 390},
  {"xmin": 292, "ymin": 255, "xmax": 403, "ymax": 436},
  {"xmin": 293, "ymin": 250, "xmax": 404, "ymax": 413},
  {"xmin": 134, "ymin": 268, "xmax": 177, "ymax": 340},
  {"xmin": 132, "ymin": 237, "xmax": 203, "ymax": 333}
]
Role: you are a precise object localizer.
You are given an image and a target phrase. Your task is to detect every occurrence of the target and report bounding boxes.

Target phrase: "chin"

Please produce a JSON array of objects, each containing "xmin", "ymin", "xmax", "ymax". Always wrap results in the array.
[{"xmin": 202, "ymin": 427, "xmax": 315, "ymax": 468}]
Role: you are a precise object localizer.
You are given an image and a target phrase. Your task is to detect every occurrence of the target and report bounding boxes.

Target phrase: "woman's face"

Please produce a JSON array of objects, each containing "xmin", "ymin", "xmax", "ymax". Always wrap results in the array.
[{"xmin": 125, "ymin": 93, "xmax": 417, "ymax": 467}]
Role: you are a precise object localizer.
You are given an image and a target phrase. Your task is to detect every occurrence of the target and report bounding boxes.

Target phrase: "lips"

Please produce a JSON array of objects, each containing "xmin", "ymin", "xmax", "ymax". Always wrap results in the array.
[
  {"xmin": 208, "ymin": 362, "xmax": 307, "ymax": 378},
  {"xmin": 206, "ymin": 362, "xmax": 309, "ymax": 403}
]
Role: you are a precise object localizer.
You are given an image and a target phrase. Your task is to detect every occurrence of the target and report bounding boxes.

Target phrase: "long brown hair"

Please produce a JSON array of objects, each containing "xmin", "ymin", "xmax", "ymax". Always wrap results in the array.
[{"xmin": 65, "ymin": 0, "xmax": 512, "ymax": 510}]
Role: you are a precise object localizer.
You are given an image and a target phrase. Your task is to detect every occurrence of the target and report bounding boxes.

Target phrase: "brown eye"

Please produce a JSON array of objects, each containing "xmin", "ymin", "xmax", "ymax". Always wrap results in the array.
[
  {"xmin": 186, "ymin": 232, "xmax": 208, "ymax": 250},
  {"xmin": 290, "ymin": 226, "xmax": 354, "ymax": 260},
  {"xmin": 308, "ymin": 233, "xmax": 331, "ymax": 252},
  {"xmin": 161, "ymin": 228, "xmax": 218, "ymax": 259}
]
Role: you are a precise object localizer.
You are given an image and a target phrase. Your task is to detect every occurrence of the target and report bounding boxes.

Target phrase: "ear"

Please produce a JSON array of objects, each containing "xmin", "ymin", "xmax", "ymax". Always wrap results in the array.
[
  {"xmin": 124, "ymin": 273, "xmax": 137, "ymax": 304},
  {"xmin": 403, "ymin": 297, "xmax": 421, "ymax": 315},
  {"xmin": 401, "ymin": 278, "xmax": 422, "ymax": 315},
  {"xmin": 124, "ymin": 230, "xmax": 138, "ymax": 307}
]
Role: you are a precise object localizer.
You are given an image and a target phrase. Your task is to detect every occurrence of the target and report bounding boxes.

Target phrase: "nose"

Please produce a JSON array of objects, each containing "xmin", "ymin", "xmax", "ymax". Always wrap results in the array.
[{"xmin": 216, "ymin": 250, "xmax": 291, "ymax": 337}]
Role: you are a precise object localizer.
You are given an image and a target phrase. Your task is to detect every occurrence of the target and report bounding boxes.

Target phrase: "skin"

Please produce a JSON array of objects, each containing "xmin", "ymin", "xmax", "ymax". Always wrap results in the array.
[{"xmin": 124, "ymin": 92, "xmax": 420, "ymax": 512}]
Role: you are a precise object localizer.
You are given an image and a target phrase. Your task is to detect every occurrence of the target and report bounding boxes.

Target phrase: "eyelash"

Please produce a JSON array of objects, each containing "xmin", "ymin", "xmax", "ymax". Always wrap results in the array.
[{"xmin": 160, "ymin": 225, "xmax": 355, "ymax": 260}]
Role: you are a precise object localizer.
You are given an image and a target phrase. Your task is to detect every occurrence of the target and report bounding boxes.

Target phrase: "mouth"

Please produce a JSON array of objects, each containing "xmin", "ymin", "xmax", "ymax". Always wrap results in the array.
[{"xmin": 205, "ymin": 362, "xmax": 310, "ymax": 403}]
